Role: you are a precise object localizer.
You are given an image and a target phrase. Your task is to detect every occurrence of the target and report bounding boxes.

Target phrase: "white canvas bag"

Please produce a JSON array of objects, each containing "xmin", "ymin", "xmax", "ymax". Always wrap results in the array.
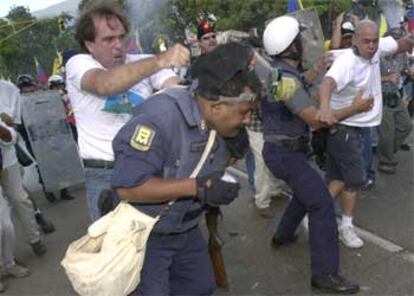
[{"xmin": 61, "ymin": 130, "xmax": 217, "ymax": 296}]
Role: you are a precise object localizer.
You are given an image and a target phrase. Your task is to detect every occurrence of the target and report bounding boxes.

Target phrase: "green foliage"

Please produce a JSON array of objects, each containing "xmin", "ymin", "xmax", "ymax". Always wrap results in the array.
[
  {"xmin": 0, "ymin": 6, "xmax": 78, "ymax": 81},
  {"xmin": 168, "ymin": 0, "xmax": 287, "ymax": 39},
  {"xmin": 6, "ymin": 5, "xmax": 35, "ymax": 21},
  {"xmin": 166, "ymin": 0, "xmax": 355, "ymax": 42}
]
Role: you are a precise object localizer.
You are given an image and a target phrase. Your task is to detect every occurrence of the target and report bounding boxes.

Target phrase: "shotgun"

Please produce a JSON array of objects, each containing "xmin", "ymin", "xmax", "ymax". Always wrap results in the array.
[{"xmin": 205, "ymin": 206, "xmax": 229, "ymax": 290}]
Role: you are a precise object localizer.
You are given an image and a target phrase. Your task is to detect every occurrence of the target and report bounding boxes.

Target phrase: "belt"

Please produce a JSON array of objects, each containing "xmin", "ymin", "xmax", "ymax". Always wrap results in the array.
[
  {"xmin": 83, "ymin": 159, "xmax": 114, "ymax": 169},
  {"xmin": 329, "ymin": 124, "xmax": 361, "ymax": 135}
]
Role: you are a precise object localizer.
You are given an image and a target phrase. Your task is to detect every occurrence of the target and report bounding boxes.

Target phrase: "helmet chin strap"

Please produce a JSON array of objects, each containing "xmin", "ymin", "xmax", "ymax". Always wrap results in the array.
[
  {"xmin": 279, "ymin": 51, "xmax": 301, "ymax": 61},
  {"xmin": 279, "ymin": 34, "xmax": 302, "ymax": 61}
]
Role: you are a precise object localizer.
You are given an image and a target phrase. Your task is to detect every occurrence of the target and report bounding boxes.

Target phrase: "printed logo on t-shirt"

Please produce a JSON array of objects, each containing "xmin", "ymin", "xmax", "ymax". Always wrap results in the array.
[{"xmin": 102, "ymin": 90, "xmax": 144, "ymax": 114}]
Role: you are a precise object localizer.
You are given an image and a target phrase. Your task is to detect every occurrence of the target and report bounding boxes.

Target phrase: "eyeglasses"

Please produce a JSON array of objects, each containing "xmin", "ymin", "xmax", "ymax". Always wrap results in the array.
[{"xmin": 201, "ymin": 34, "xmax": 216, "ymax": 41}]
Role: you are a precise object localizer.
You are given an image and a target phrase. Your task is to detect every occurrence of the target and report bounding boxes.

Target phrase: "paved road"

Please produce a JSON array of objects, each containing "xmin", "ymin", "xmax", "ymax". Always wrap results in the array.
[{"xmin": 2, "ymin": 144, "xmax": 414, "ymax": 295}]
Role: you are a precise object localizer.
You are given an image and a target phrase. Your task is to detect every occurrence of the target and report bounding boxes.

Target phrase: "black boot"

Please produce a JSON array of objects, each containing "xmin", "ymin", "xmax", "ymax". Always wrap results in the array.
[
  {"xmin": 44, "ymin": 192, "xmax": 57, "ymax": 203},
  {"xmin": 311, "ymin": 274, "xmax": 359, "ymax": 294},
  {"xmin": 35, "ymin": 213, "xmax": 55, "ymax": 234},
  {"xmin": 60, "ymin": 188, "xmax": 75, "ymax": 201},
  {"xmin": 271, "ymin": 233, "xmax": 298, "ymax": 249},
  {"xmin": 30, "ymin": 240, "xmax": 46, "ymax": 256}
]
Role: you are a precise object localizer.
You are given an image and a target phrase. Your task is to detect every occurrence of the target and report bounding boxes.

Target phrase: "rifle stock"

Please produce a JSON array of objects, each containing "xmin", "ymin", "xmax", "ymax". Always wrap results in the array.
[{"xmin": 205, "ymin": 206, "xmax": 229, "ymax": 290}]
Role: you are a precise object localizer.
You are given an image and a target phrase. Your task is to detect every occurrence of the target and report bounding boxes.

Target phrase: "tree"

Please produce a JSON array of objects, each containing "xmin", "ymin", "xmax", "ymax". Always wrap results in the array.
[
  {"xmin": 0, "ymin": 6, "xmax": 37, "ymax": 80},
  {"xmin": 6, "ymin": 5, "xmax": 35, "ymax": 21},
  {"xmin": 166, "ymin": 0, "xmax": 354, "ymax": 42},
  {"xmin": 0, "ymin": 6, "xmax": 79, "ymax": 81}
]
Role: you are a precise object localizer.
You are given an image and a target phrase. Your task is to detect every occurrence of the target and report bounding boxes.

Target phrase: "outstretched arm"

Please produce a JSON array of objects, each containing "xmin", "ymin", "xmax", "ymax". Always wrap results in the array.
[
  {"xmin": 116, "ymin": 178, "xmax": 196, "ymax": 203},
  {"xmin": 316, "ymin": 76, "xmax": 337, "ymax": 125},
  {"xmin": 396, "ymin": 37, "xmax": 414, "ymax": 54},
  {"xmin": 298, "ymin": 88, "xmax": 373, "ymax": 130},
  {"xmin": 81, "ymin": 44, "xmax": 189, "ymax": 97}
]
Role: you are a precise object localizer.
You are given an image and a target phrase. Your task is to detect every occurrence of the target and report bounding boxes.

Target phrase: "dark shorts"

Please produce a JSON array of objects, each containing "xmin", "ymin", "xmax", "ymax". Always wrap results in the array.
[{"xmin": 325, "ymin": 126, "xmax": 366, "ymax": 191}]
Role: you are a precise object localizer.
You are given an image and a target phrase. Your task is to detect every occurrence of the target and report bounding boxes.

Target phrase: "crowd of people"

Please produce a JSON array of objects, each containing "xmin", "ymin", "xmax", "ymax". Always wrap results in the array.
[
  {"xmin": 0, "ymin": 0, "xmax": 413, "ymax": 294},
  {"xmin": 0, "ymin": 70, "xmax": 83, "ymax": 292}
]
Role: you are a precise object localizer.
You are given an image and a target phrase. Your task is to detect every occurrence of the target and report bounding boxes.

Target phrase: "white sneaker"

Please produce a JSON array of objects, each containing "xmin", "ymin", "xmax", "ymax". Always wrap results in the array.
[
  {"xmin": 339, "ymin": 226, "xmax": 364, "ymax": 248},
  {"xmin": 301, "ymin": 215, "xmax": 309, "ymax": 238}
]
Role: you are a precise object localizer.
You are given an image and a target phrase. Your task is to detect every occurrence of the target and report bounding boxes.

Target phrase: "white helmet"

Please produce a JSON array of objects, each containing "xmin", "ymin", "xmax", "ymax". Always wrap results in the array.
[
  {"xmin": 263, "ymin": 16, "xmax": 300, "ymax": 56},
  {"xmin": 47, "ymin": 74, "xmax": 64, "ymax": 88}
]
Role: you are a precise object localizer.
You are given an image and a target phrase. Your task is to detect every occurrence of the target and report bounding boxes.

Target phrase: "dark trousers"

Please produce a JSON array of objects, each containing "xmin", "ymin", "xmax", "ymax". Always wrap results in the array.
[
  {"xmin": 263, "ymin": 143, "xmax": 339, "ymax": 276},
  {"xmin": 361, "ymin": 127, "xmax": 375, "ymax": 179},
  {"xmin": 132, "ymin": 226, "xmax": 216, "ymax": 296},
  {"xmin": 377, "ymin": 99, "xmax": 412, "ymax": 165}
]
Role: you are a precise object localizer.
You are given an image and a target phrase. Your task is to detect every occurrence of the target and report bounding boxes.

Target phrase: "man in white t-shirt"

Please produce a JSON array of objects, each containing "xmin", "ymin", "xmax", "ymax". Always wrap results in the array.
[
  {"xmin": 66, "ymin": 2, "xmax": 189, "ymax": 221},
  {"xmin": 318, "ymin": 20, "xmax": 414, "ymax": 248}
]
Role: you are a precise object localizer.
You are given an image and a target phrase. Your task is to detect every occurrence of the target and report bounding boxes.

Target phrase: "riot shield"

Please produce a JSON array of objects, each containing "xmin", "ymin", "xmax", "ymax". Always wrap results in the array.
[
  {"xmin": 217, "ymin": 30, "xmax": 250, "ymax": 44},
  {"xmin": 21, "ymin": 90, "xmax": 84, "ymax": 192},
  {"xmin": 253, "ymin": 52, "xmax": 274, "ymax": 99},
  {"xmin": 288, "ymin": 8, "xmax": 325, "ymax": 70}
]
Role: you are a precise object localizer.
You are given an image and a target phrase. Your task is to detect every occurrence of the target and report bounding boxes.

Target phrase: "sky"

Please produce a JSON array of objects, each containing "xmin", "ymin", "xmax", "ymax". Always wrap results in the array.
[{"xmin": 0, "ymin": 0, "xmax": 65, "ymax": 17}]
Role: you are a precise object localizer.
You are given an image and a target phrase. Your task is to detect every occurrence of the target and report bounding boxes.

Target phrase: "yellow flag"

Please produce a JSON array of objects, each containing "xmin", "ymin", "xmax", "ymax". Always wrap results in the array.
[{"xmin": 52, "ymin": 51, "xmax": 63, "ymax": 75}]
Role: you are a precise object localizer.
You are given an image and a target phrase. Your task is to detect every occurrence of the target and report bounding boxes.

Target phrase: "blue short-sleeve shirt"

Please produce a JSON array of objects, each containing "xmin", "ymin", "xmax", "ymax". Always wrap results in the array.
[
  {"xmin": 112, "ymin": 87, "xmax": 230, "ymax": 233},
  {"xmin": 261, "ymin": 59, "xmax": 312, "ymax": 139}
]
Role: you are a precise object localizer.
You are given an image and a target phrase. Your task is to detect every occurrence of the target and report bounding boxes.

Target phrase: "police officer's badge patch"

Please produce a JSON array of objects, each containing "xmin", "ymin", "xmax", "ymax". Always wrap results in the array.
[
  {"xmin": 130, "ymin": 125, "xmax": 155, "ymax": 152},
  {"xmin": 200, "ymin": 119, "xmax": 206, "ymax": 131}
]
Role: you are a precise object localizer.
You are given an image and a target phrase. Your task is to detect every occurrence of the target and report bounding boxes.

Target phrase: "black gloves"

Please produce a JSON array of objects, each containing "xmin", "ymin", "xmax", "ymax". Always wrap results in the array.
[
  {"xmin": 98, "ymin": 189, "xmax": 118, "ymax": 216},
  {"xmin": 196, "ymin": 172, "xmax": 240, "ymax": 206}
]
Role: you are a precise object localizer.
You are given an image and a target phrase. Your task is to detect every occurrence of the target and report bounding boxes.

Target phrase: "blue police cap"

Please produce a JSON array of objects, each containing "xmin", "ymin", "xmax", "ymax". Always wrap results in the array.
[{"xmin": 192, "ymin": 42, "xmax": 256, "ymax": 99}]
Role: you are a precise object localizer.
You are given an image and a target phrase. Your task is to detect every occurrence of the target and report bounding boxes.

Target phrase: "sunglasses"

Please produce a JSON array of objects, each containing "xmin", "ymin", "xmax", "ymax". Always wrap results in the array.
[{"xmin": 201, "ymin": 34, "xmax": 216, "ymax": 41}]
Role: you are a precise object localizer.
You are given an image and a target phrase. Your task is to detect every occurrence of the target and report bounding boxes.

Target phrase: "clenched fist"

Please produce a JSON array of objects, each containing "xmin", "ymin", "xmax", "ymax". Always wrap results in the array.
[{"xmin": 157, "ymin": 44, "xmax": 190, "ymax": 69}]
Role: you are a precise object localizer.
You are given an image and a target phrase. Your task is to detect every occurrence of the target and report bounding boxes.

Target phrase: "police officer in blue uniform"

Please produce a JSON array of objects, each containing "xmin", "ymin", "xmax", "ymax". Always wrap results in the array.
[
  {"xmin": 261, "ymin": 16, "xmax": 373, "ymax": 294},
  {"xmin": 111, "ymin": 42, "xmax": 260, "ymax": 295}
]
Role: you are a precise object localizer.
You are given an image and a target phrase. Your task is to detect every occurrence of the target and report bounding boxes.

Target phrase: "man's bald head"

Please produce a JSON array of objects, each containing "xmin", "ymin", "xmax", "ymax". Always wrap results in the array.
[
  {"xmin": 354, "ymin": 19, "xmax": 378, "ymax": 38},
  {"xmin": 353, "ymin": 19, "xmax": 379, "ymax": 60}
]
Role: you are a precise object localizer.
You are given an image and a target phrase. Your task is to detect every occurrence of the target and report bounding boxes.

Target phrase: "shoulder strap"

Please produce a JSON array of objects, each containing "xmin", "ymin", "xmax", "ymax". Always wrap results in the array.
[
  {"xmin": 157, "ymin": 129, "xmax": 217, "ymax": 215},
  {"xmin": 189, "ymin": 130, "xmax": 217, "ymax": 177}
]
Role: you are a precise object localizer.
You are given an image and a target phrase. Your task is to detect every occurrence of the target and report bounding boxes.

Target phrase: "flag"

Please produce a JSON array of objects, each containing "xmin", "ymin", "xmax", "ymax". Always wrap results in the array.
[
  {"xmin": 52, "ymin": 51, "xmax": 63, "ymax": 75},
  {"xmin": 58, "ymin": 17, "xmax": 65, "ymax": 32},
  {"xmin": 408, "ymin": 4, "xmax": 414, "ymax": 34},
  {"xmin": 34, "ymin": 57, "xmax": 48, "ymax": 87},
  {"xmin": 287, "ymin": 0, "xmax": 303, "ymax": 13},
  {"xmin": 127, "ymin": 29, "xmax": 143, "ymax": 54}
]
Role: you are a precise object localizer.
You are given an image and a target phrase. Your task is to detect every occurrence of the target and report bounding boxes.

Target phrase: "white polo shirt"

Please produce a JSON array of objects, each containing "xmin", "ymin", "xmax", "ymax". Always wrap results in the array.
[{"xmin": 325, "ymin": 36, "xmax": 398, "ymax": 127}]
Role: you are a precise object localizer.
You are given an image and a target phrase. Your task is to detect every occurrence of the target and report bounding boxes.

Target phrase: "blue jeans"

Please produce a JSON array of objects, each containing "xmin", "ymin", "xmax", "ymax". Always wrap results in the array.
[
  {"xmin": 361, "ymin": 127, "xmax": 375, "ymax": 180},
  {"xmin": 84, "ymin": 167, "xmax": 113, "ymax": 222},
  {"xmin": 245, "ymin": 149, "xmax": 255, "ymax": 191}
]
